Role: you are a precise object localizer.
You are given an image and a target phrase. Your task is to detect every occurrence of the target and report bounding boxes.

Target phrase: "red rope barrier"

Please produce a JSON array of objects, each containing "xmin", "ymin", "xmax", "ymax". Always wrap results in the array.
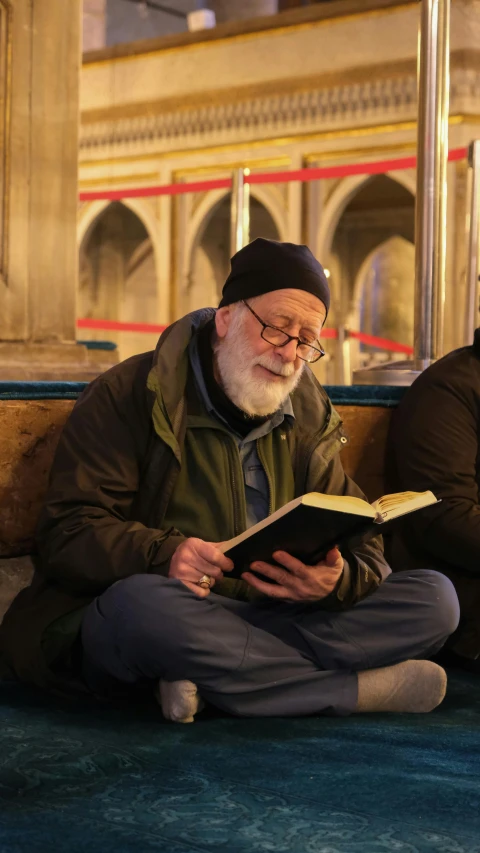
[
  {"xmin": 249, "ymin": 147, "xmax": 466, "ymax": 186},
  {"xmin": 77, "ymin": 318, "xmax": 167, "ymax": 334},
  {"xmin": 348, "ymin": 329, "xmax": 413, "ymax": 354},
  {"xmin": 77, "ymin": 319, "xmax": 412, "ymax": 353},
  {"xmin": 79, "ymin": 178, "xmax": 231, "ymax": 203},
  {"xmin": 79, "ymin": 147, "xmax": 468, "ymax": 202}
]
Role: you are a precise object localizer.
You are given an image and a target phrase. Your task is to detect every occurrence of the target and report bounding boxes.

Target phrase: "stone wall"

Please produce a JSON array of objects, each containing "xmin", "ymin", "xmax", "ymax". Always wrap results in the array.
[{"xmin": 0, "ymin": 0, "xmax": 117, "ymax": 380}]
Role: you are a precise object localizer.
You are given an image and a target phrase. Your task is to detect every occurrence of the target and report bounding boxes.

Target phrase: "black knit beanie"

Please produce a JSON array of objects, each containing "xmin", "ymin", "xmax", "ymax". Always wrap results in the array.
[{"xmin": 218, "ymin": 238, "xmax": 330, "ymax": 316}]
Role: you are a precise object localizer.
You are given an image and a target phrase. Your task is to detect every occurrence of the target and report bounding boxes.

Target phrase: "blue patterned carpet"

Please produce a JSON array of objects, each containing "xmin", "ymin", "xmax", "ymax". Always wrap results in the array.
[{"xmin": 0, "ymin": 672, "xmax": 479, "ymax": 853}]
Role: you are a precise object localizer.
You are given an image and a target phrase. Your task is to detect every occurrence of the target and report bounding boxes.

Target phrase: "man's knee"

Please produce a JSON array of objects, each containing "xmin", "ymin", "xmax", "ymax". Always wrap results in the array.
[
  {"xmin": 114, "ymin": 575, "xmax": 246, "ymax": 681},
  {"xmin": 114, "ymin": 573, "xmax": 187, "ymax": 607},
  {"xmin": 84, "ymin": 574, "xmax": 208, "ymax": 681},
  {"xmin": 90, "ymin": 574, "xmax": 198, "ymax": 651},
  {"xmin": 115, "ymin": 574, "xmax": 199, "ymax": 633},
  {"xmin": 414, "ymin": 569, "xmax": 460, "ymax": 639}
]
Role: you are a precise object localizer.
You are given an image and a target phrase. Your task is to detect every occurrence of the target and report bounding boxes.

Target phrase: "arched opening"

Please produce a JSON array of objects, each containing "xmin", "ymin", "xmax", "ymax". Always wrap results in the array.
[
  {"xmin": 187, "ymin": 195, "xmax": 281, "ymax": 313},
  {"xmin": 355, "ymin": 235, "xmax": 415, "ymax": 347},
  {"xmin": 79, "ymin": 202, "xmax": 159, "ymax": 361},
  {"xmin": 328, "ymin": 175, "xmax": 415, "ymax": 371}
]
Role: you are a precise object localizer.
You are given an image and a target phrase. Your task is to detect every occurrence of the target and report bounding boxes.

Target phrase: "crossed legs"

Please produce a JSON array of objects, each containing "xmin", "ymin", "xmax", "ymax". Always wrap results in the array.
[{"xmin": 81, "ymin": 569, "xmax": 458, "ymax": 717}]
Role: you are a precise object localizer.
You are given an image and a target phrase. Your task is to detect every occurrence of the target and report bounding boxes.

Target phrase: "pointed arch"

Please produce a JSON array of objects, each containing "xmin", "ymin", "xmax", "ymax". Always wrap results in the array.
[
  {"xmin": 317, "ymin": 168, "xmax": 416, "ymax": 263},
  {"xmin": 350, "ymin": 235, "xmax": 415, "ymax": 345},
  {"xmin": 184, "ymin": 187, "xmax": 286, "ymax": 314},
  {"xmin": 78, "ymin": 197, "xmax": 159, "ymax": 255},
  {"xmin": 77, "ymin": 200, "xmax": 161, "ymax": 361},
  {"xmin": 185, "ymin": 185, "xmax": 287, "ymax": 265}
]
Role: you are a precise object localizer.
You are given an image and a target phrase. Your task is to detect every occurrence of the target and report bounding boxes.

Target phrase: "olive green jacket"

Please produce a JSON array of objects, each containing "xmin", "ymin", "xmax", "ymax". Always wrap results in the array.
[{"xmin": 0, "ymin": 309, "xmax": 389, "ymax": 691}]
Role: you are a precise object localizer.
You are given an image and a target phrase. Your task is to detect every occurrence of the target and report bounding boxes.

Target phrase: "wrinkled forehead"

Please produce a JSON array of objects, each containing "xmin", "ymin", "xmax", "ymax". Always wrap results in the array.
[{"xmin": 252, "ymin": 288, "xmax": 327, "ymax": 329}]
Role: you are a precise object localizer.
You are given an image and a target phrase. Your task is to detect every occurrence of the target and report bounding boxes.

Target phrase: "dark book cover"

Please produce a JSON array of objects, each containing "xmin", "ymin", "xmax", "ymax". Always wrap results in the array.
[{"xmin": 224, "ymin": 503, "xmax": 377, "ymax": 580}]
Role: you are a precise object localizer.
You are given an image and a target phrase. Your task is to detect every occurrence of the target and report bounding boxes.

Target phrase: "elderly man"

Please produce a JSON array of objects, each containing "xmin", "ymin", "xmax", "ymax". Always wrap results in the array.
[{"xmin": 0, "ymin": 239, "xmax": 458, "ymax": 720}]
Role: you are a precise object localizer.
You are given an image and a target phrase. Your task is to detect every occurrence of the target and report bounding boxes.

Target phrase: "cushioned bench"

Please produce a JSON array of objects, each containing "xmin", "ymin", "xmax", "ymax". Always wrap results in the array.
[{"xmin": 0, "ymin": 381, "xmax": 406, "ymax": 621}]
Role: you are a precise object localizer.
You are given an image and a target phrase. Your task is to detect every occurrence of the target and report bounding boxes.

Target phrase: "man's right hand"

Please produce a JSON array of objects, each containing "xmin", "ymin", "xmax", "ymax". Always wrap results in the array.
[{"xmin": 168, "ymin": 538, "xmax": 234, "ymax": 597}]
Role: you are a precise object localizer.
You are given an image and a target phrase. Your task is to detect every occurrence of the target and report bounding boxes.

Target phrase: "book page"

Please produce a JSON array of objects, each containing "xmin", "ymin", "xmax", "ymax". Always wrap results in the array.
[
  {"xmin": 371, "ymin": 490, "xmax": 438, "ymax": 522},
  {"xmin": 303, "ymin": 492, "xmax": 376, "ymax": 518}
]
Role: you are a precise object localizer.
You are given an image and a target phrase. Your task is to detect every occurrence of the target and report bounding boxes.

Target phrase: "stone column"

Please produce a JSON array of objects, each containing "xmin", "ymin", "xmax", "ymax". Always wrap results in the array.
[{"xmin": 0, "ymin": 0, "xmax": 114, "ymax": 379}]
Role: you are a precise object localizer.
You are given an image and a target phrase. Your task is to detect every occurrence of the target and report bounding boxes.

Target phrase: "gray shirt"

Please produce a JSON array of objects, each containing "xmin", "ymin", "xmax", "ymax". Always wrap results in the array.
[{"xmin": 189, "ymin": 332, "xmax": 295, "ymax": 528}]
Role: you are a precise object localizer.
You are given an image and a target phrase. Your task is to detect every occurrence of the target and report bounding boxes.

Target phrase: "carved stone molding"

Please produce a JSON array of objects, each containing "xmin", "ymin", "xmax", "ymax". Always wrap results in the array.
[
  {"xmin": 79, "ymin": 73, "xmax": 418, "ymax": 158},
  {"xmin": 79, "ymin": 65, "xmax": 480, "ymax": 161},
  {"xmin": 0, "ymin": 0, "xmax": 12, "ymax": 285}
]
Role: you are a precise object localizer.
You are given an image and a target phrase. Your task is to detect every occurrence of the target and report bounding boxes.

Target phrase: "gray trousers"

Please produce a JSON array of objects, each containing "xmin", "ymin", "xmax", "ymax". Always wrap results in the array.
[{"xmin": 81, "ymin": 570, "xmax": 459, "ymax": 717}]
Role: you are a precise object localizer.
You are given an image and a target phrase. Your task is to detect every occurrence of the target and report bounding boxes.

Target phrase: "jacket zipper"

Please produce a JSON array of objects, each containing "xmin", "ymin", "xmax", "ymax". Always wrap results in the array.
[
  {"xmin": 225, "ymin": 436, "xmax": 247, "ymax": 536},
  {"xmin": 256, "ymin": 440, "xmax": 274, "ymax": 516}
]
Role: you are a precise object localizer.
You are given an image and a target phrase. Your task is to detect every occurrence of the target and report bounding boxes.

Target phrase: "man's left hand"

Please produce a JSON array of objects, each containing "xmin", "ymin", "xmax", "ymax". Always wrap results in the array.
[{"xmin": 242, "ymin": 547, "xmax": 344, "ymax": 601}]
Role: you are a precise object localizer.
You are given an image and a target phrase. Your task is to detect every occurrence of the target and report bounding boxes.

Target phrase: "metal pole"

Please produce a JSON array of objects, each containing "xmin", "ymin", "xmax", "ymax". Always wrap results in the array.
[
  {"xmin": 336, "ymin": 325, "xmax": 352, "ymax": 385},
  {"xmin": 413, "ymin": 0, "xmax": 450, "ymax": 371},
  {"xmin": 465, "ymin": 140, "xmax": 480, "ymax": 344},
  {"xmin": 352, "ymin": 0, "xmax": 451, "ymax": 385},
  {"xmin": 230, "ymin": 168, "xmax": 250, "ymax": 256}
]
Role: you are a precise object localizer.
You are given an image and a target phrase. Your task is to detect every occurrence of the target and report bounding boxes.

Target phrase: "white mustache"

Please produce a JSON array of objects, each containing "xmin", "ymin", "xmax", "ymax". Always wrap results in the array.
[{"xmin": 254, "ymin": 357, "xmax": 296, "ymax": 378}]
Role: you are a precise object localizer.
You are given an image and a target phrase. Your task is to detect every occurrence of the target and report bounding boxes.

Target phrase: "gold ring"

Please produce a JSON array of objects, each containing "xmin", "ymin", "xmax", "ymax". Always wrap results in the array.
[{"xmin": 198, "ymin": 574, "xmax": 213, "ymax": 589}]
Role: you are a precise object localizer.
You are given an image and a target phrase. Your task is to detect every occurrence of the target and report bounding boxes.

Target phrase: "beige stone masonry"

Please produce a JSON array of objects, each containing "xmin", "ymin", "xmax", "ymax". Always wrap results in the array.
[{"xmin": 0, "ymin": 0, "xmax": 115, "ymax": 379}]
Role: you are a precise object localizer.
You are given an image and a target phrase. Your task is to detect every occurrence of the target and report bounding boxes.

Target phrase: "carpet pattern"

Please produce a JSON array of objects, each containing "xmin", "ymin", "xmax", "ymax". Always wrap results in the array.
[{"xmin": 0, "ymin": 672, "xmax": 479, "ymax": 853}]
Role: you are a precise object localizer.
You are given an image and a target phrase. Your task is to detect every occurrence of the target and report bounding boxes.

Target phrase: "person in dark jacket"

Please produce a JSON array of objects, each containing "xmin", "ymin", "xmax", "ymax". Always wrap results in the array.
[
  {"xmin": 389, "ymin": 330, "xmax": 480, "ymax": 673},
  {"xmin": 0, "ymin": 240, "xmax": 458, "ymax": 720}
]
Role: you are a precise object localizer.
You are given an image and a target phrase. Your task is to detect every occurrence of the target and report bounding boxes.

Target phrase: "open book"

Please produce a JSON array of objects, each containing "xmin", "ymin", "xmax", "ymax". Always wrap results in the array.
[{"xmin": 219, "ymin": 490, "xmax": 438, "ymax": 580}]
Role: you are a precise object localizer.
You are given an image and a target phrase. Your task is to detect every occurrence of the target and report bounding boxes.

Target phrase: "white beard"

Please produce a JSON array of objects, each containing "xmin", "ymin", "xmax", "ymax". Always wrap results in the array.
[{"xmin": 214, "ymin": 307, "xmax": 304, "ymax": 417}]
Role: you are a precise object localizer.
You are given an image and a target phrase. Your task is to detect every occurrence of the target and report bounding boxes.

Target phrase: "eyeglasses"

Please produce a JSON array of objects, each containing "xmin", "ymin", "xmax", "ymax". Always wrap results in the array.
[{"xmin": 242, "ymin": 300, "xmax": 325, "ymax": 364}]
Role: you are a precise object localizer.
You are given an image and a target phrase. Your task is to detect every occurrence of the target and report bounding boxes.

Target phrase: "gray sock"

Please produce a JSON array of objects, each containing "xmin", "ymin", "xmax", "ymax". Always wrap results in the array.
[
  {"xmin": 356, "ymin": 660, "xmax": 447, "ymax": 713},
  {"xmin": 156, "ymin": 679, "xmax": 205, "ymax": 723}
]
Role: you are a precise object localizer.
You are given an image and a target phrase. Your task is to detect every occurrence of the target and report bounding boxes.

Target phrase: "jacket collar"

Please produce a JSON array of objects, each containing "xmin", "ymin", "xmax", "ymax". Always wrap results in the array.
[
  {"xmin": 147, "ymin": 309, "xmax": 215, "ymax": 437},
  {"xmin": 290, "ymin": 367, "xmax": 341, "ymax": 442}
]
